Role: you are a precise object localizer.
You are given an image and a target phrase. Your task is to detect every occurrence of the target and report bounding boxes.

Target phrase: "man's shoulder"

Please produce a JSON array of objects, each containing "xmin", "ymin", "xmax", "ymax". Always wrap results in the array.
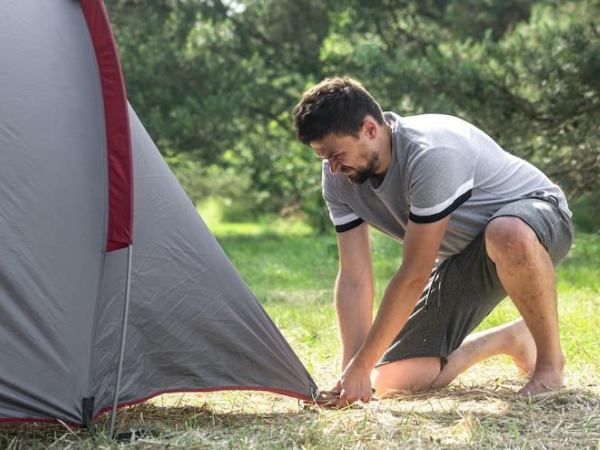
[
  {"xmin": 391, "ymin": 113, "xmax": 494, "ymax": 171},
  {"xmin": 394, "ymin": 114, "xmax": 478, "ymax": 145},
  {"xmin": 394, "ymin": 113, "xmax": 474, "ymax": 129}
]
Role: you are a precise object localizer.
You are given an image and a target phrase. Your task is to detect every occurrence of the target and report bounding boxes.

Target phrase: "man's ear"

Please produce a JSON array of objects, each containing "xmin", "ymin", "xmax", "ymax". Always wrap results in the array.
[{"xmin": 362, "ymin": 115, "xmax": 378, "ymax": 139}]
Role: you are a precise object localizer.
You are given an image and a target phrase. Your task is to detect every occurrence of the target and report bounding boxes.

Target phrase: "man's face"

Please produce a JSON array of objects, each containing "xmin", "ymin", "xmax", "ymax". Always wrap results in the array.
[{"xmin": 310, "ymin": 122, "xmax": 380, "ymax": 184}]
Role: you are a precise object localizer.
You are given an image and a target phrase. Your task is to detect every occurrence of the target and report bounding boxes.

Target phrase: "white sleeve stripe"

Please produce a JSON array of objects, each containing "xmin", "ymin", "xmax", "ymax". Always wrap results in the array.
[
  {"xmin": 330, "ymin": 212, "xmax": 360, "ymax": 226},
  {"xmin": 410, "ymin": 179, "xmax": 474, "ymax": 216}
]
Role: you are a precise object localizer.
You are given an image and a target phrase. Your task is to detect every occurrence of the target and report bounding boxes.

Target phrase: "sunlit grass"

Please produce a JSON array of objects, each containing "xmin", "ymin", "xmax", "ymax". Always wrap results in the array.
[{"xmin": 200, "ymin": 203, "xmax": 600, "ymax": 377}]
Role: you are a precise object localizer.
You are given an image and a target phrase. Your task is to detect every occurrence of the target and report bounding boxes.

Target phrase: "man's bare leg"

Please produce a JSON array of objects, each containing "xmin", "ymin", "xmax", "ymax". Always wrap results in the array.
[
  {"xmin": 485, "ymin": 217, "xmax": 565, "ymax": 395},
  {"xmin": 372, "ymin": 319, "xmax": 535, "ymax": 395},
  {"xmin": 430, "ymin": 318, "xmax": 536, "ymax": 389},
  {"xmin": 372, "ymin": 356, "xmax": 441, "ymax": 397}
]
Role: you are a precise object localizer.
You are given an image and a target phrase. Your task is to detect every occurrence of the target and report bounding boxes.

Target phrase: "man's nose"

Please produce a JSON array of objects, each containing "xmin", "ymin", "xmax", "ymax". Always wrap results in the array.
[{"xmin": 329, "ymin": 159, "xmax": 341, "ymax": 174}]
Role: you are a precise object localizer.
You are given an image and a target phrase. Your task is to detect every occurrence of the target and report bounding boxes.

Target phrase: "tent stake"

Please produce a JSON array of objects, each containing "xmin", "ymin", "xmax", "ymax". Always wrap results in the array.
[{"xmin": 109, "ymin": 244, "xmax": 133, "ymax": 438}]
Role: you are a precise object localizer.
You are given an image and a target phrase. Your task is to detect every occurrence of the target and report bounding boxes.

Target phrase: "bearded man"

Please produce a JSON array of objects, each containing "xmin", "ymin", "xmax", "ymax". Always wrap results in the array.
[{"xmin": 292, "ymin": 77, "xmax": 573, "ymax": 406}]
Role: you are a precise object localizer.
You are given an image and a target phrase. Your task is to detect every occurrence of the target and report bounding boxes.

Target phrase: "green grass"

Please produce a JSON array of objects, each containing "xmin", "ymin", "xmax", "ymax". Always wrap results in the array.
[
  {"xmin": 211, "ymin": 214, "xmax": 600, "ymax": 377},
  {"xmin": 2, "ymin": 210, "xmax": 599, "ymax": 449},
  {"xmin": 208, "ymin": 212, "xmax": 600, "ymax": 449}
]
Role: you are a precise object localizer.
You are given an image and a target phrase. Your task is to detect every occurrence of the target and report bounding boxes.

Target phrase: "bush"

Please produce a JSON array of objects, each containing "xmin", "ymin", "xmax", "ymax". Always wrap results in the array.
[{"xmin": 570, "ymin": 194, "xmax": 600, "ymax": 234}]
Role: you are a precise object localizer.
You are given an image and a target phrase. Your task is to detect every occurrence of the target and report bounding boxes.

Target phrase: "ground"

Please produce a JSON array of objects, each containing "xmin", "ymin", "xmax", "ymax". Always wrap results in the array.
[{"xmin": 2, "ymin": 209, "xmax": 599, "ymax": 449}]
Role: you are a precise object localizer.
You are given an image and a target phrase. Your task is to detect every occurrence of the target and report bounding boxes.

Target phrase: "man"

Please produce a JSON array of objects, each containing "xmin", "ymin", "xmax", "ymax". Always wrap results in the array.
[{"xmin": 292, "ymin": 77, "xmax": 574, "ymax": 406}]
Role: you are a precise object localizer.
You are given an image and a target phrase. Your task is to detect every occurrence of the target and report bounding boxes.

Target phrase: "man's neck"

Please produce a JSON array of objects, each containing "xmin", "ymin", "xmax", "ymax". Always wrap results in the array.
[{"xmin": 375, "ymin": 123, "xmax": 393, "ymax": 176}]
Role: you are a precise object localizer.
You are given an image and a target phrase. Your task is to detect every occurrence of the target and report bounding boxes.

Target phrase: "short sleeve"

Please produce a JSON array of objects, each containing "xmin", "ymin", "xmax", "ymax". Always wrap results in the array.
[
  {"xmin": 322, "ymin": 162, "xmax": 364, "ymax": 232},
  {"xmin": 408, "ymin": 147, "xmax": 475, "ymax": 223}
]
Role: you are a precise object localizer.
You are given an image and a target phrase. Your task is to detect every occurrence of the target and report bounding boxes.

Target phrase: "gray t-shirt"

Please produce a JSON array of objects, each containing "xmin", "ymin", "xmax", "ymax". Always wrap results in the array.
[{"xmin": 323, "ymin": 112, "xmax": 571, "ymax": 260}]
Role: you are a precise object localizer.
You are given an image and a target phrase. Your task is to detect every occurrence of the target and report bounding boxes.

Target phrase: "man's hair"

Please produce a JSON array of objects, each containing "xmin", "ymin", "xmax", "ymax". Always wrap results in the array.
[{"xmin": 293, "ymin": 77, "xmax": 385, "ymax": 145}]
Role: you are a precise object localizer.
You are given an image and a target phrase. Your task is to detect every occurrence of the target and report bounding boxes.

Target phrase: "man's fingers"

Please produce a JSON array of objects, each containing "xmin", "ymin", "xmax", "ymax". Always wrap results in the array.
[
  {"xmin": 315, "ymin": 389, "xmax": 344, "ymax": 408},
  {"xmin": 339, "ymin": 389, "xmax": 359, "ymax": 406},
  {"xmin": 334, "ymin": 397, "xmax": 351, "ymax": 408},
  {"xmin": 316, "ymin": 390, "xmax": 340, "ymax": 401},
  {"xmin": 318, "ymin": 401, "xmax": 338, "ymax": 409},
  {"xmin": 320, "ymin": 394, "xmax": 346, "ymax": 409},
  {"xmin": 315, "ymin": 387, "xmax": 372, "ymax": 408},
  {"xmin": 363, "ymin": 388, "xmax": 375, "ymax": 403},
  {"xmin": 340, "ymin": 387, "xmax": 373, "ymax": 405}
]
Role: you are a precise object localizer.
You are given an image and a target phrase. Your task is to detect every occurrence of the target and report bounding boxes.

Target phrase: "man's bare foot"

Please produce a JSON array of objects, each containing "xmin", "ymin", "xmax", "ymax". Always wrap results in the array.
[
  {"xmin": 508, "ymin": 320, "xmax": 537, "ymax": 376},
  {"xmin": 518, "ymin": 356, "xmax": 565, "ymax": 396}
]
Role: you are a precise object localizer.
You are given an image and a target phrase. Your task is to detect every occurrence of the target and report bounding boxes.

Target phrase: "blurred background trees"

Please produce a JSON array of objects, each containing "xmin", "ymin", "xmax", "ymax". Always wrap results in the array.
[{"xmin": 106, "ymin": 0, "xmax": 599, "ymax": 231}]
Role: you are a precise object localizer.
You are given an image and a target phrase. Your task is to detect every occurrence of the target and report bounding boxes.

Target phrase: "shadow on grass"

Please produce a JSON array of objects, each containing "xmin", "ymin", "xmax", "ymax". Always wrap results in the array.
[
  {"xmin": 0, "ymin": 403, "xmax": 315, "ymax": 449},
  {"xmin": 2, "ymin": 384, "xmax": 598, "ymax": 449},
  {"xmin": 380, "ymin": 383, "xmax": 600, "ymax": 447}
]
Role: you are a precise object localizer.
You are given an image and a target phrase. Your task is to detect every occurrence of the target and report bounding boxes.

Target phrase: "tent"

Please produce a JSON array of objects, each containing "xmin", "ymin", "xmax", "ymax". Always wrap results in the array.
[{"xmin": 0, "ymin": 0, "xmax": 317, "ymax": 428}]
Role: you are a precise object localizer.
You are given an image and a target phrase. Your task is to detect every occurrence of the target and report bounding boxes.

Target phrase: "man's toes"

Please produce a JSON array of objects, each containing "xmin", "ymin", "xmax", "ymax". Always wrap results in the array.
[{"xmin": 518, "ymin": 375, "xmax": 563, "ymax": 397}]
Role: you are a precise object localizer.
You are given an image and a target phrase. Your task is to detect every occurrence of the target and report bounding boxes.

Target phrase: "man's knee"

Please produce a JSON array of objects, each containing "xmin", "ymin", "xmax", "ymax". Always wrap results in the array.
[
  {"xmin": 371, "ymin": 357, "xmax": 441, "ymax": 396},
  {"xmin": 485, "ymin": 217, "xmax": 541, "ymax": 266}
]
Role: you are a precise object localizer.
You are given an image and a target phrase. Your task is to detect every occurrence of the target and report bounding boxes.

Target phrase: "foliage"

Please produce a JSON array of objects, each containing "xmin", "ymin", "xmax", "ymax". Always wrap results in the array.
[
  {"xmin": 569, "ymin": 193, "xmax": 600, "ymax": 233},
  {"xmin": 106, "ymin": 0, "xmax": 600, "ymax": 225},
  {"xmin": 324, "ymin": 0, "xmax": 600, "ymax": 198}
]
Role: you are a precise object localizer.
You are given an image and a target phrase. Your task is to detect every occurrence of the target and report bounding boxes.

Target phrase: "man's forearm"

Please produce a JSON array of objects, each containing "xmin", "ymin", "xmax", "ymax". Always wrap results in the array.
[
  {"xmin": 335, "ymin": 270, "xmax": 374, "ymax": 370},
  {"xmin": 334, "ymin": 219, "xmax": 449, "ymax": 405},
  {"xmin": 352, "ymin": 267, "xmax": 429, "ymax": 371}
]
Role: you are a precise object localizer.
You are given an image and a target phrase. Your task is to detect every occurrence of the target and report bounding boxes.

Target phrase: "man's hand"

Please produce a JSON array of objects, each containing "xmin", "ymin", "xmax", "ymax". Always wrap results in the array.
[
  {"xmin": 319, "ymin": 217, "xmax": 451, "ymax": 409},
  {"xmin": 325, "ymin": 216, "xmax": 452, "ymax": 408},
  {"xmin": 338, "ymin": 361, "xmax": 373, "ymax": 406},
  {"xmin": 318, "ymin": 360, "xmax": 372, "ymax": 408}
]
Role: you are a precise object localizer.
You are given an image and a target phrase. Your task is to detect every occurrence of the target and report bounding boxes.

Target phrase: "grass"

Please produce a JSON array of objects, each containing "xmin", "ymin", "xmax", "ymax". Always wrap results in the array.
[{"xmin": 2, "ymin": 206, "xmax": 599, "ymax": 449}]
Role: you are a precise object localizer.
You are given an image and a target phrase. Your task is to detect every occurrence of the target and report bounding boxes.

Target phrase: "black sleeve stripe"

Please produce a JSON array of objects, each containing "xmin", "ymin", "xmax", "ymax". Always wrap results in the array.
[
  {"xmin": 335, "ymin": 218, "xmax": 364, "ymax": 233},
  {"xmin": 409, "ymin": 190, "xmax": 472, "ymax": 224}
]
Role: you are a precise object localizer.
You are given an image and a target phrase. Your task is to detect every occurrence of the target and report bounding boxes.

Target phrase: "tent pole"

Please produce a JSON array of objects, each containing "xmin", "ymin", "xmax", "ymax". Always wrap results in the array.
[{"xmin": 109, "ymin": 244, "xmax": 133, "ymax": 438}]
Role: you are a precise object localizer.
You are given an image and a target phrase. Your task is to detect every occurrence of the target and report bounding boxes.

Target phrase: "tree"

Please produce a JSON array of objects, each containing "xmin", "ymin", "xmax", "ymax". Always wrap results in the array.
[{"xmin": 106, "ymin": 0, "xmax": 599, "ymax": 225}]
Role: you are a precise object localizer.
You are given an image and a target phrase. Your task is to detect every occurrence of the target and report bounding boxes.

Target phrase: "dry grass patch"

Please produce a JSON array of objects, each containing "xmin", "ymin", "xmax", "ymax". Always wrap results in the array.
[{"xmin": 2, "ymin": 362, "xmax": 598, "ymax": 449}]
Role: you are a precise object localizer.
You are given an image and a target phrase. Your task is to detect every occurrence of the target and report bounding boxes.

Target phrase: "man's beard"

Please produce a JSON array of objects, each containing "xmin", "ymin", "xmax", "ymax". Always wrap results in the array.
[
  {"xmin": 346, "ymin": 154, "xmax": 379, "ymax": 184},
  {"xmin": 347, "ymin": 167, "xmax": 375, "ymax": 184}
]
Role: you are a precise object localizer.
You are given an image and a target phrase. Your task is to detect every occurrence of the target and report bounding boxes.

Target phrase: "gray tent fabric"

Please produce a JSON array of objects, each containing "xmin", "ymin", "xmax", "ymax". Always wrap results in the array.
[
  {"xmin": 87, "ymin": 107, "xmax": 318, "ymax": 419},
  {"xmin": 0, "ymin": 0, "xmax": 317, "ymax": 425}
]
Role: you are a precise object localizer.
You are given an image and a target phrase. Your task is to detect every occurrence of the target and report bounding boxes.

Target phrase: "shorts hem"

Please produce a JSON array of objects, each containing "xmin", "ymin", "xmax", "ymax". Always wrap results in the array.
[
  {"xmin": 487, "ymin": 213, "xmax": 549, "ymax": 253},
  {"xmin": 376, "ymin": 352, "xmax": 448, "ymax": 370}
]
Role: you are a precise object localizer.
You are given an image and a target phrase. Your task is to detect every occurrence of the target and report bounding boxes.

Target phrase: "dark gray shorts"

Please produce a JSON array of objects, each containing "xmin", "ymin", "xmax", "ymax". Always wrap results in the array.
[{"xmin": 378, "ymin": 194, "xmax": 574, "ymax": 368}]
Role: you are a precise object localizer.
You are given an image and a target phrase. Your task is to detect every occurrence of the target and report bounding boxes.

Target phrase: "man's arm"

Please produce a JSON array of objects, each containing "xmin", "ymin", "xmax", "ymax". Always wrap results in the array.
[
  {"xmin": 336, "ymin": 215, "xmax": 451, "ymax": 405},
  {"xmin": 335, "ymin": 222, "xmax": 374, "ymax": 372}
]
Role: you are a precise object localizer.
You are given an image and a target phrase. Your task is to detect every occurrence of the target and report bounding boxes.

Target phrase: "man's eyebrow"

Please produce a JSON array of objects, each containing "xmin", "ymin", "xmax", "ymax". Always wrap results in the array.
[{"xmin": 317, "ymin": 149, "xmax": 336, "ymax": 159}]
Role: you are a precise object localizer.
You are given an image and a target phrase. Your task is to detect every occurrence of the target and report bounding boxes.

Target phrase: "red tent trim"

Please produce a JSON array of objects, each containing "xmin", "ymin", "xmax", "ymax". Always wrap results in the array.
[{"xmin": 80, "ymin": 0, "xmax": 133, "ymax": 251}]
